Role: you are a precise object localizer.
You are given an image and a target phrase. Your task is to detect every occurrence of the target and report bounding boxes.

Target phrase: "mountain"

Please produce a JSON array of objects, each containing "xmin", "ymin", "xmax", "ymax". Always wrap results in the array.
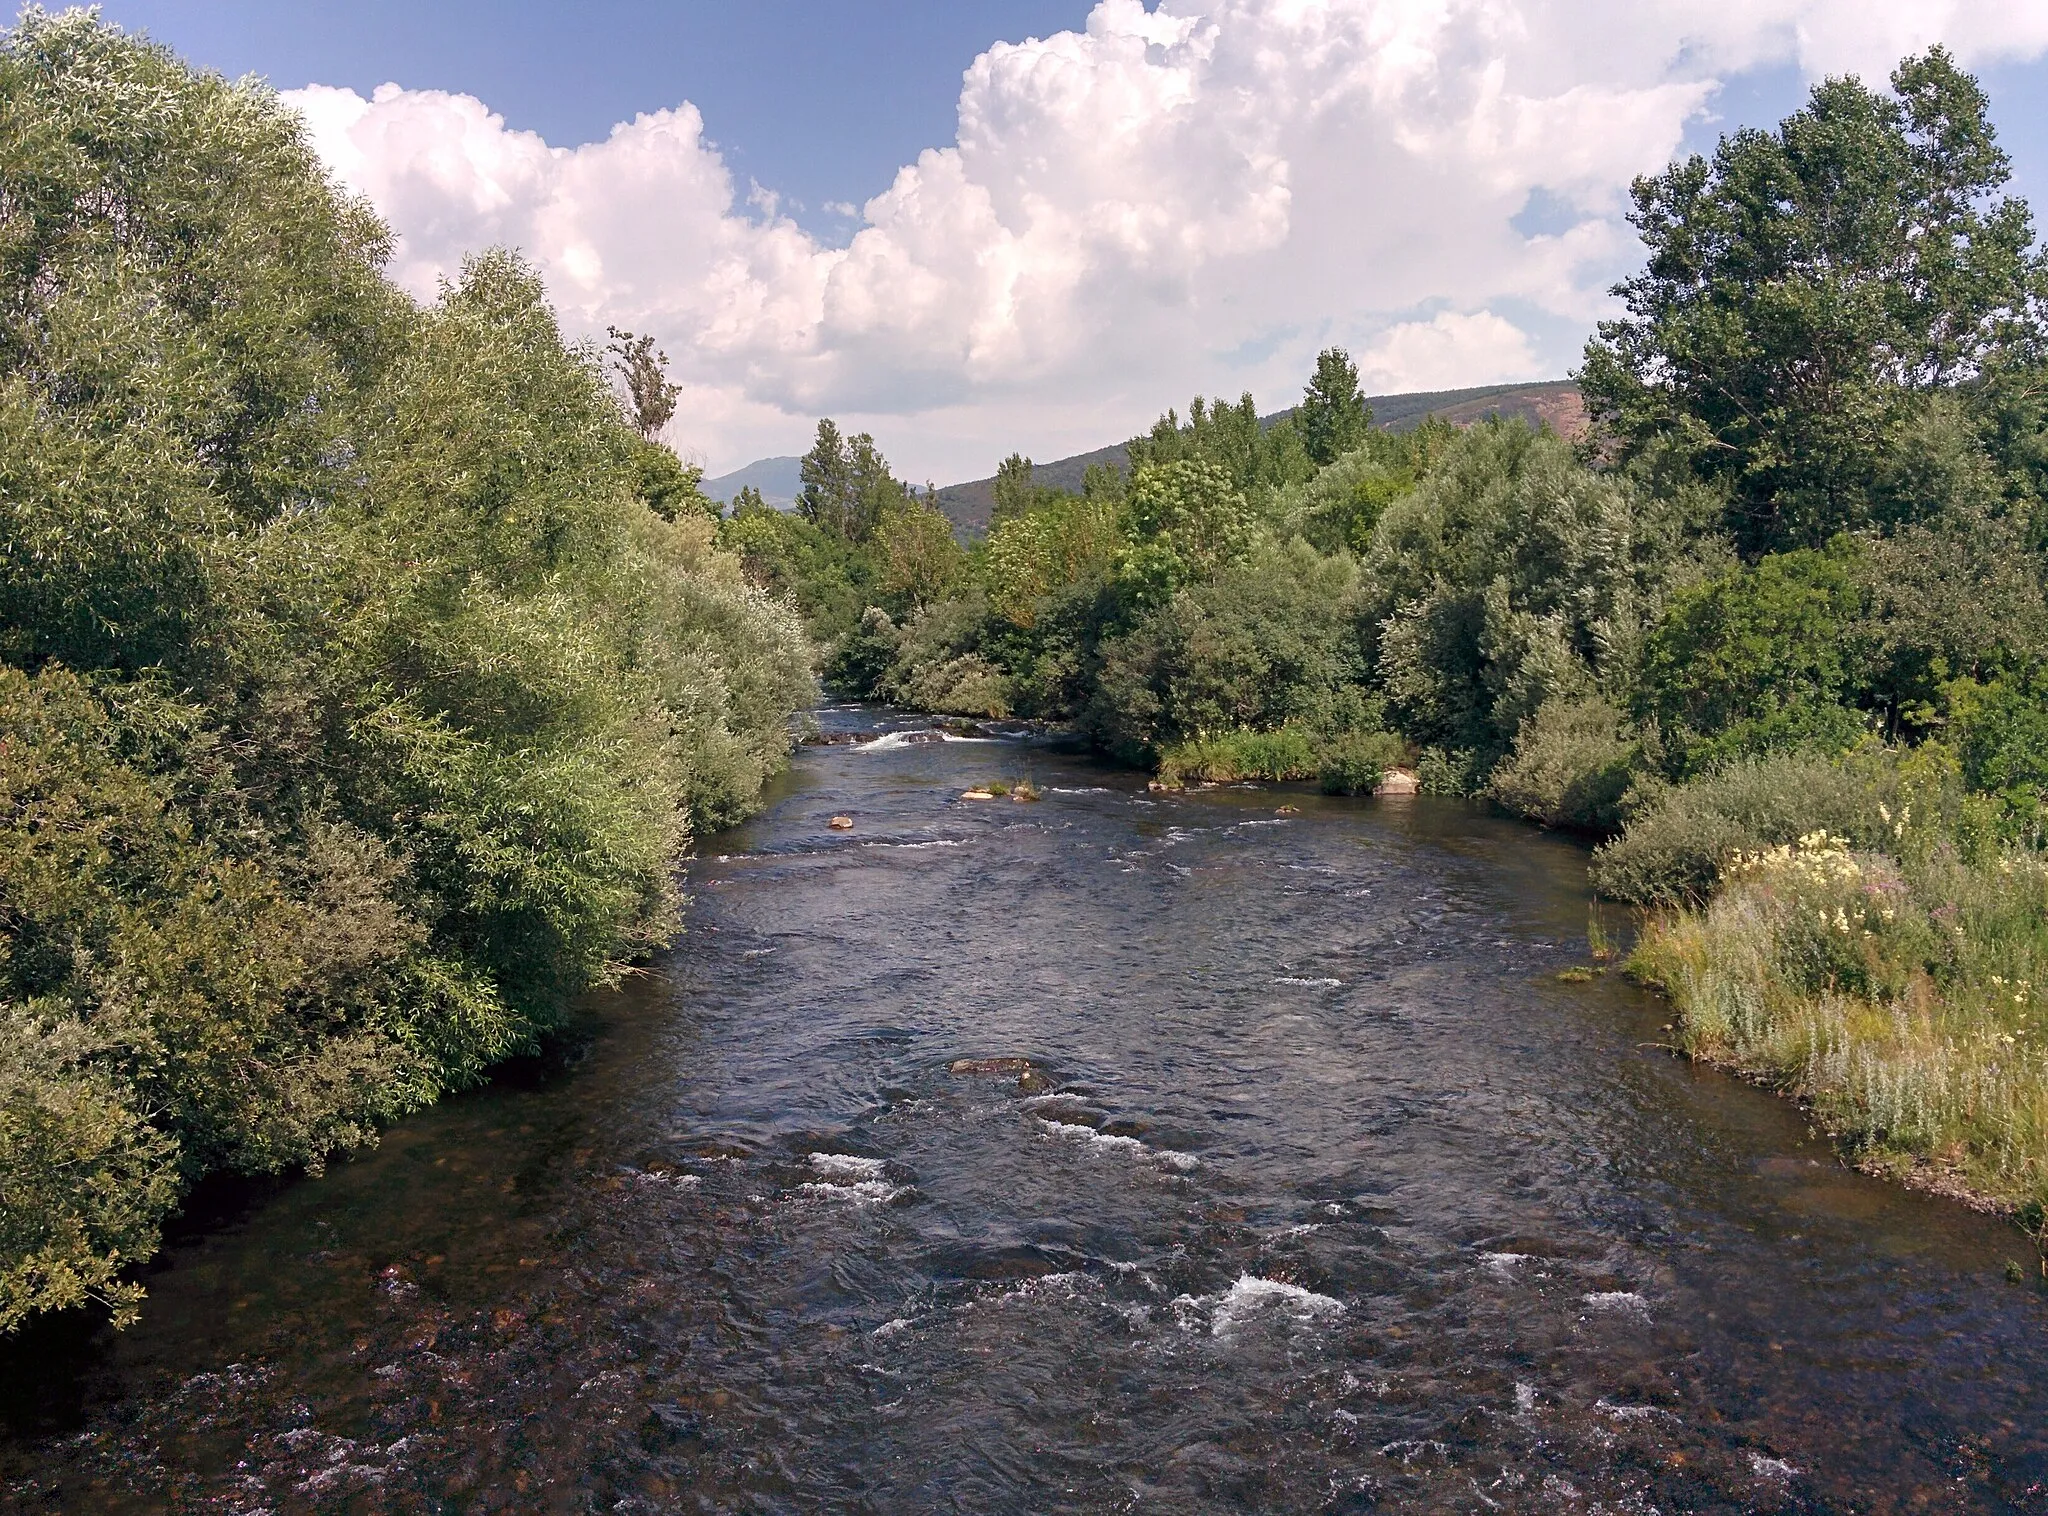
[
  {"xmin": 703, "ymin": 455, "xmax": 803, "ymax": 509},
  {"xmin": 933, "ymin": 380, "xmax": 1584, "ymax": 535}
]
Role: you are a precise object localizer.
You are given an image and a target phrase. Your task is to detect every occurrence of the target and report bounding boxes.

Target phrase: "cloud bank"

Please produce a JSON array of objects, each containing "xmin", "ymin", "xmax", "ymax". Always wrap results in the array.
[{"xmin": 284, "ymin": 0, "xmax": 2048, "ymax": 481}]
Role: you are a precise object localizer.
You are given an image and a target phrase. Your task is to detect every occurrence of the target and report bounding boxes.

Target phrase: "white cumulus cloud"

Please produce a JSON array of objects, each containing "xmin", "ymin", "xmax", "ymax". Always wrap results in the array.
[{"xmin": 283, "ymin": 0, "xmax": 2048, "ymax": 481}]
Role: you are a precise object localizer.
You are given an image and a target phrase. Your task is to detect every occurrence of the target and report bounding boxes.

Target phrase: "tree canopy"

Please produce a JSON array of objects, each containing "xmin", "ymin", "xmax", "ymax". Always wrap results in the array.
[{"xmin": 1579, "ymin": 48, "xmax": 2048, "ymax": 555}]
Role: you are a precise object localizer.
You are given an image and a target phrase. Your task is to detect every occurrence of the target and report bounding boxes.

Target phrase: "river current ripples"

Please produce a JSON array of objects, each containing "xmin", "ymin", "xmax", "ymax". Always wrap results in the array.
[{"xmin": 5, "ymin": 708, "xmax": 2048, "ymax": 1513}]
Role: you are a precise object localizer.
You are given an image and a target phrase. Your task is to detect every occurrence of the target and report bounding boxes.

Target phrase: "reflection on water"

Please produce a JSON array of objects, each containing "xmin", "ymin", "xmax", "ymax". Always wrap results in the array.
[{"xmin": 5, "ymin": 710, "xmax": 2047, "ymax": 1513}]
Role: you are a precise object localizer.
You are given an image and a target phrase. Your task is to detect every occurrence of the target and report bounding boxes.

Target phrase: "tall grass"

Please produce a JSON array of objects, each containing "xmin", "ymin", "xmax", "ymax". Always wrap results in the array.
[
  {"xmin": 1630, "ymin": 832, "xmax": 2048, "ymax": 1217},
  {"xmin": 1153, "ymin": 724, "xmax": 1406, "ymax": 793}
]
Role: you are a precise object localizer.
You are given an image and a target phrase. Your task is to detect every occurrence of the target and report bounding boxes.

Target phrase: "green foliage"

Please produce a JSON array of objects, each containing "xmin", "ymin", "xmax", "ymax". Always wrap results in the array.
[
  {"xmin": 984, "ymin": 489, "xmax": 1124, "ymax": 628},
  {"xmin": 1116, "ymin": 458, "xmax": 1259, "ymax": 601},
  {"xmin": 1486, "ymin": 696, "xmax": 1646, "ymax": 833},
  {"xmin": 0, "ymin": 14, "xmax": 814, "ymax": 1334},
  {"xmin": 874, "ymin": 495, "xmax": 967, "ymax": 610},
  {"xmin": 1580, "ymin": 48, "xmax": 2048, "ymax": 556},
  {"xmin": 1088, "ymin": 540, "xmax": 1363, "ymax": 764},
  {"xmin": 1297, "ymin": 347, "xmax": 1371, "ymax": 467},
  {"xmin": 1634, "ymin": 542, "xmax": 1872, "ymax": 774},
  {"xmin": 719, "ymin": 491, "xmax": 877, "ymax": 642},
  {"xmin": 1157, "ymin": 724, "xmax": 1321, "ymax": 786},
  {"xmin": 795, "ymin": 418, "xmax": 913, "ymax": 542},
  {"xmin": 1366, "ymin": 420, "xmax": 1719, "ymax": 763},
  {"xmin": 1631, "ymin": 836, "xmax": 2048, "ymax": 1213},
  {"xmin": 1317, "ymin": 729, "xmax": 1408, "ymax": 796},
  {"xmin": 1125, "ymin": 391, "xmax": 1314, "ymax": 497},
  {"xmin": 1591, "ymin": 749, "xmax": 1938, "ymax": 904},
  {"xmin": 1948, "ymin": 675, "xmax": 2048, "ymax": 840}
]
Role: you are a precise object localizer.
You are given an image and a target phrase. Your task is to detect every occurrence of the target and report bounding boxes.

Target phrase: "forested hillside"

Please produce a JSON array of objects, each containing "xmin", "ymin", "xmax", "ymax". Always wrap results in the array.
[
  {"xmin": 0, "ymin": 12, "xmax": 814, "ymax": 1333},
  {"xmin": 725, "ymin": 50, "xmax": 2048, "ymax": 1218}
]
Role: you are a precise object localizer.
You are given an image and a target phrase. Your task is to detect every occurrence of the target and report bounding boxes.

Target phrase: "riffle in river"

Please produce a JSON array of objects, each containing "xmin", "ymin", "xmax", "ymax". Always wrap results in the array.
[{"xmin": 4, "ymin": 708, "xmax": 2046, "ymax": 1512}]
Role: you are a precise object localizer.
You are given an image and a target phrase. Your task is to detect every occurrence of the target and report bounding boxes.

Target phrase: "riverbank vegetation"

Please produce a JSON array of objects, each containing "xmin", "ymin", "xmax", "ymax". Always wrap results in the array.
[
  {"xmin": 0, "ymin": 12, "xmax": 814, "ymax": 1333},
  {"xmin": 740, "ymin": 52, "xmax": 2048, "ymax": 1220}
]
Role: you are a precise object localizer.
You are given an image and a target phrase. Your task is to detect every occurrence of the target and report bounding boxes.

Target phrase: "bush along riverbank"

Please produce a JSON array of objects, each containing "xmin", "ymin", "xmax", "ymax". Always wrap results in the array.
[
  {"xmin": 0, "ymin": 13, "xmax": 815, "ymax": 1334},
  {"xmin": 729, "ymin": 52, "xmax": 2048, "ymax": 1230}
]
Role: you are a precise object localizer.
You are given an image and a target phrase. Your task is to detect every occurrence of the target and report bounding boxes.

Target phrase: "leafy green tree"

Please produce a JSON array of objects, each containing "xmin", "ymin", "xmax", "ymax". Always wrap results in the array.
[
  {"xmin": 875, "ymin": 494, "xmax": 966, "ymax": 610},
  {"xmin": 1947, "ymin": 675, "xmax": 2048, "ymax": 839},
  {"xmin": 606, "ymin": 326, "xmax": 681, "ymax": 440},
  {"xmin": 1364, "ymin": 421, "xmax": 1717, "ymax": 759},
  {"xmin": 796, "ymin": 418, "xmax": 910, "ymax": 542},
  {"xmin": 1634, "ymin": 542, "xmax": 1872, "ymax": 773},
  {"xmin": 991, "ymin": 452, "xmax": 1037, "ymax": 524},
  {"xmin": 1580, "ymin": 49, "xmax": 2048, "ymax": 555},
  {"xmin": 1297, "ymin": 347, "xmax": 1372, "ymax": 466},
  {"xmin": 1088, "ymin": 540, "xmax": 1364, "ymax": 763},
  {"xmin": 1125, "ymin": 391, "xmax": 1312, "ymax": 497},
  {"xmin": 0, "ymin": 12, "xmax": 815, "ymax": 1335}
]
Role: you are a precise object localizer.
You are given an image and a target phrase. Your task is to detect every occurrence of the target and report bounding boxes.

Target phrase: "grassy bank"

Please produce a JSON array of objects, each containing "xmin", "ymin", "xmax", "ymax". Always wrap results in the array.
[{"xmin": 1628, "ymin": 831, "xmax": 2048, "ymax": 1222}]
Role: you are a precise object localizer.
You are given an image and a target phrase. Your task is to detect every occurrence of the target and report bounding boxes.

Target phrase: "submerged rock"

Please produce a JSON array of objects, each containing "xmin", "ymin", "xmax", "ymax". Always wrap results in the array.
[
  {"xmin": 949, "ymin": 1056, "xmax": 1053, "ymax": 1093},
  {"xmin": 950, "ymin": 1057, "xmax": 1033, "ymax": 1076}
]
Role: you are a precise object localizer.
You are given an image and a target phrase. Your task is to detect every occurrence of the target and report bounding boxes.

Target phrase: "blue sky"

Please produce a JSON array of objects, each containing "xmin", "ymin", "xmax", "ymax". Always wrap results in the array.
[
  {"xmin": 84, "ymin": 3, "xmax": 2048, "ymax": 480},
  {"xmin": 99, "ymin": 2, "xmax": 1101, "ymax": 242}
]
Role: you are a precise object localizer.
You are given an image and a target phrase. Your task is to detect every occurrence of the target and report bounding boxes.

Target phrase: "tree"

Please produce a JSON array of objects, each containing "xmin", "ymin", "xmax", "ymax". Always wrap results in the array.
[
  {"xmin": 606, "ymin": 326, "xmax": 681, "ymax": 441},
  {"xmin": 992, "ymin": 452, "xmax": 1037, "ymax": 524},
  {"xmin": 875, "ymin": 494, "xmax": 966, "ymax": 609},
  {"xmin": 1125, "ymin": 392, "xmax": 1313, "ymax": 496},
  {"xmin": 795, "ymin": 418, "xmax": 910, "ymax": 542},
  {"xmin": 1579, "ymin": 49, "xmax": 2048, "ymax": 555},
  {"xmin": 1298, "ymin": 347, "xmax": 1372, "ymax": 466}
]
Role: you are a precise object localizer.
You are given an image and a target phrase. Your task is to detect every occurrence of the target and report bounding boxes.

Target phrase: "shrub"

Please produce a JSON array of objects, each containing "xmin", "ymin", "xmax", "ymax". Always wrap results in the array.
[
  {"xmin": 1486, "ymin": 697, "xmax": 1645, "ymax": 833},
  {"xmin": 1591, "ymin": 750, "xmax": 1913, "ymax": 904},
  {"xmin": 1633, "ymin": 542, "xmax": 1871, "ymax": 775},
  {"xmin": 1317, "ymin": 729, "xmax": 1408, "ymax": 795},
  {"xmin": 1088, "ymin": 539, "xmax": 1362, "ymax": 763},
  {"xmin": 0, "ymin": 15, "xmax": 816, "ymax": 1334}
]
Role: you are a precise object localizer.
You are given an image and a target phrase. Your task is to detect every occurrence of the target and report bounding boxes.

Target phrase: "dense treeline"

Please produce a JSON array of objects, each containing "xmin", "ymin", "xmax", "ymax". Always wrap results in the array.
[
  {"xmin": 0, "ymin": 12, "xmax": 814, "ymax": 1332},
  {"xmin": 736, "ymin": 52, "xmax": 2048, "ymax": 1216}
]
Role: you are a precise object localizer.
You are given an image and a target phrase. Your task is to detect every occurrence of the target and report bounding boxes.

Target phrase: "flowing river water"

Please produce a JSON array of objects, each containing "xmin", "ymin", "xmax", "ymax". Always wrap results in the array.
[{"xmin": 5, "ymin": 710, "xmax": 2048, "ymax": 1513}]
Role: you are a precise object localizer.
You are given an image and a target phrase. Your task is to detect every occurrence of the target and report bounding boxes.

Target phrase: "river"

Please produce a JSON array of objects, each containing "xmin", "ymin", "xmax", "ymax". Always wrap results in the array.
[{"xmin": 4, "ymin": 710, "xmax": 2046, "ymax": 1513}]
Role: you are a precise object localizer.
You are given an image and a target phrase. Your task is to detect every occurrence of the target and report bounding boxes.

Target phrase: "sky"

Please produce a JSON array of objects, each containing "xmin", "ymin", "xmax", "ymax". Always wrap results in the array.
[{"xmin": 94, "ymin": 1, "xmax": 2048, "ymax": 483}]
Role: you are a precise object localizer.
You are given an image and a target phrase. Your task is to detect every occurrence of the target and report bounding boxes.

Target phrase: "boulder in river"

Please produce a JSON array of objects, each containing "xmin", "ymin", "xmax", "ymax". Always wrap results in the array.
[
  {"xmin": 828, "ymin": 814, "xmax": 855, "ymax": 830},
  {"xmin": 1376, "ymin": 769, "xmax": 1420, "ymax": 796},
  {"xmin": 949, "ymin": 1056, "xmax": 1053, "ymax": 1094},
  {"xmin": 961, "ymin": 789, "xmax": 996, "ymax": 801}
]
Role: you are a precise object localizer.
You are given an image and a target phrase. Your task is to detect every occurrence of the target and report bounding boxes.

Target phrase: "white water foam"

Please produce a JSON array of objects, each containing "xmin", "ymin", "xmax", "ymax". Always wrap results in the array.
[
  {"xmin": 793, "ymin": 1179, "xmax": 901, "ymax": 1205},
  {"xmin": 1479, "ymin": 1251, "xmax": 1530, "ymax": 1280},
  {"xmin": 1595, "ymin": 1398, "xmax": 1674, "ymax": 1423},
  {"xmin": 1206, "ymin": 1274, "xmax": 1345, "ymax": 1338},
  {"xmin": 1274, "ymin": 976, "xmax": 1342, "ymax": 988},
  {"xmin": 1035, "ymin": 1118, "xmax": 1197, "ymax": 1171},
  {"xmin": 853, "ymin": 730, "xmax": 998, "ymax": 752},
  {"xmin": 861, "ymin": 838, "xmax": 966, "ymax": 851},
  {"xmin": 1749, "ymin": 1453, "xmax": 1801, "ymax": 1479},
  {"xmin": 794, "ymin": 1153, "xmax": 902, "ymax": 1205},
  {"xmin": 1581, "ymin": 1290, "xmax": 1650, "ymax": 1319},
  {"xmin": 809, "ymin": 1153, "xmax": 889, "ymax": 1180}
]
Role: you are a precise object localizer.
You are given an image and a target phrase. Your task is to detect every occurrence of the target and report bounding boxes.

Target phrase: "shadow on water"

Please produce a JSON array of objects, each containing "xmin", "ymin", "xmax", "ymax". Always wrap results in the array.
[{"xmin": 5, "ymin": 706, "xmax": 2048, "ymax": 1513}]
